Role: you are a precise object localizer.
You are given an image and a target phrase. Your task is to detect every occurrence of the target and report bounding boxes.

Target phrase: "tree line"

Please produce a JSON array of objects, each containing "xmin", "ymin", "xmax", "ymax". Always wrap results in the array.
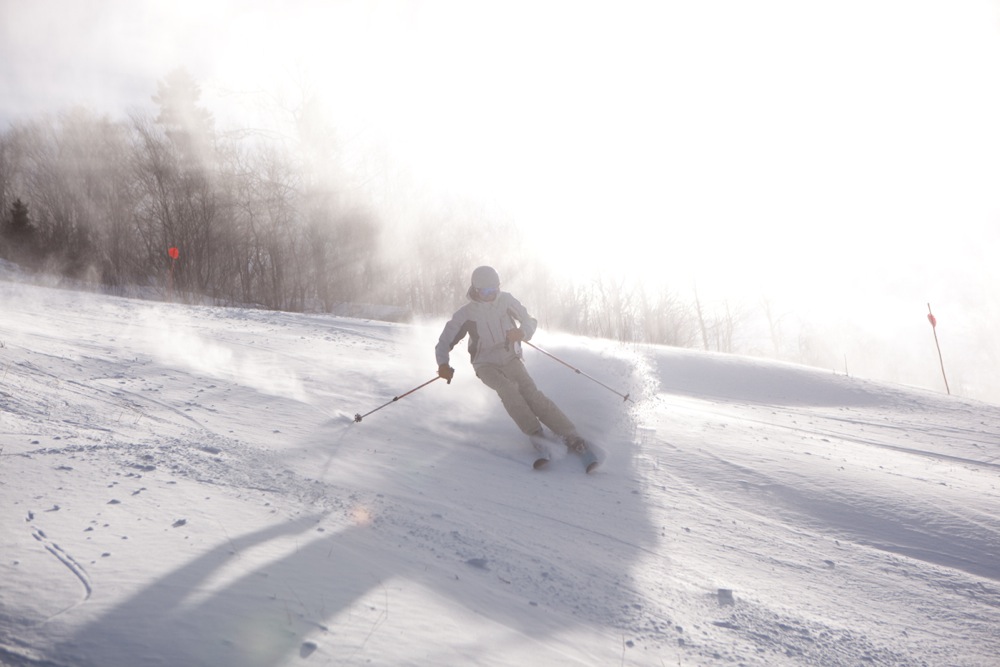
[{"xmin": 0, "ymin": 69, "xmax": 755, "ymax": 354}]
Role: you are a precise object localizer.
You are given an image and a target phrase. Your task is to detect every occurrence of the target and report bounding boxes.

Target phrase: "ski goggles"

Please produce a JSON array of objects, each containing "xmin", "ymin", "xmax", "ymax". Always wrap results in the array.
[{"xmin": 478, "ymin": 286, "xmax": 499, "ymax": 298}]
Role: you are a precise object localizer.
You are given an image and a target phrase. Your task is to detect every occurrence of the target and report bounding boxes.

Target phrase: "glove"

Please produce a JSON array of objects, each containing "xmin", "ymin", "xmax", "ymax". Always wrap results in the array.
[
  {"xmin": 506, "ymin": 328, "xmax": 525, "ymax": 343},
  {"xmin": 437, "ymin": 364, "xmax": 455, "ymax": 383}
]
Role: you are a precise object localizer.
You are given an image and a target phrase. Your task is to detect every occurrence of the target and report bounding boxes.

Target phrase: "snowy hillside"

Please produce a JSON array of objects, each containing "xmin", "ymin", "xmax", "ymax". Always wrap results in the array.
[{"xmin": 1, "ymin": 278, "xmax": 999, "ymax": 667}]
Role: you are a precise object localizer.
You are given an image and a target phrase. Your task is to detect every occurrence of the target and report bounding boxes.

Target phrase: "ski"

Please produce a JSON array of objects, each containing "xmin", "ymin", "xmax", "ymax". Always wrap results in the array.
[
  {"xmin": 529, "ymin": 432, "xmax": 553, "ymax": 470},
  {"xmin": 577, "ymin": 447, "xmax": 600, "ymax": 474},
  {"xmin": 566, "ymin": 435, "xmax": 600, "ymax": 474},
  {"xmin": 529, "ymin": 431, "xmax": 601, "ymax": 473}
]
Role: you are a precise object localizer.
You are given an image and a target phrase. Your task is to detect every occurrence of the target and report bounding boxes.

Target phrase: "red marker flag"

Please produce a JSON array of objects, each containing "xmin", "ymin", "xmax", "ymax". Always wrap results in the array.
[
  {"xmin": 926, "ymin": 303, "xmax": 949, "ymax": 395},
  {"xmin": 167, "ymin": 247, "xmax": 179, "ymax": 301}
]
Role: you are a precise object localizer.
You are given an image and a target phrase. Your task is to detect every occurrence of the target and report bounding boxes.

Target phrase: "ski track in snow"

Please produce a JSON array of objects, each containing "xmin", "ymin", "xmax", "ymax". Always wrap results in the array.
[
  {"xmin": 27, "ymin": 523, "xmax": 93, "ymax": 617},
  {"xmin": 2, "ymin": 278, "xmax": 1000, "ymax": 666}
]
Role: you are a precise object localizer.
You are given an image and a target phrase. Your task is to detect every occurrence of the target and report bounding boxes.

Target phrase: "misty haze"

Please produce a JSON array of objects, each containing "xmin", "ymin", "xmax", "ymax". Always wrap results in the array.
[
  {"xmin": 2, "ymin": 3, "xmax": 1000, "ymax": 666},
  {"xmin": 1, "ymin": 1, "xmax": 998, "ymax": 404}
]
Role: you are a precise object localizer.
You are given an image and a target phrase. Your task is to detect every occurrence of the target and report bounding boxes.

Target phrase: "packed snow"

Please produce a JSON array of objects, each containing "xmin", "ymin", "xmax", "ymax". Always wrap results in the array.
[{"xmin": 1, "ymin": 274, "xmax": 998, "ymax": 666}]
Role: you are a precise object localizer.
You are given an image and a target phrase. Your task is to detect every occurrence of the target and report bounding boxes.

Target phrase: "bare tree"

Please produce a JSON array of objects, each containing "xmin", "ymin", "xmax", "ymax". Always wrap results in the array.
[
  {"xmin": 0, "ymin": 135, "xmax": 13, "ymax": 234},
  {"xmin": 638, "ymin": 286, "xmax": 696, "ymax": 347},
  {"xmin": 0, "ymin": 68, "xmax": 767, "ymax": 358},
  {"xmin": 129, "ymin": 113, "xmax": 181, "ymax": 290},
  {"xmin": 9, "ymin": 112, "xmax": 108, "ymax": 278}
]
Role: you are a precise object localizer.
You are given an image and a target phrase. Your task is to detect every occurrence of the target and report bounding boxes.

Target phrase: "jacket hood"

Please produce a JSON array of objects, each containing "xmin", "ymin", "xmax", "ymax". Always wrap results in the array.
[{"xmin": 470, "ymin": 265, "xmax": 501, "ymax": 289}]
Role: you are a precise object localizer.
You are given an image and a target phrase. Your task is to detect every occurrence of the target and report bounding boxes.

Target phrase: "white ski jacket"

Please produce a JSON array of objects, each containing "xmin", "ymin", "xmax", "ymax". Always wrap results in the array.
[{"xmin": 435, "ymin": 289, "xmax": 538, "ymax": 368}]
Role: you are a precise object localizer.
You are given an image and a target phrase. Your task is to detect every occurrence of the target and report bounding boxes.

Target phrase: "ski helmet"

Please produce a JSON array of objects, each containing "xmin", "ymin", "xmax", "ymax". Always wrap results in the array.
[{"xmin": 470, "ymin": 266, "xmax": 500, "ymax": 290}]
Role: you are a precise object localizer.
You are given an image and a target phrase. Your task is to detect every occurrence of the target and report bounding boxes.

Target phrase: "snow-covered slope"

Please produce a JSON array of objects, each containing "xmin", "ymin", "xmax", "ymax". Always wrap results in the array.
[{"xmin": 1, "ymin": 279, "xmax": 998, "ymax": 666}]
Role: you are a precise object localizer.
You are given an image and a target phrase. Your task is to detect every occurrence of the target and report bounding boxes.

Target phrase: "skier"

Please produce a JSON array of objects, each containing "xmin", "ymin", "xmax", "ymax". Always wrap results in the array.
[{"xmin": 435, "ymin": 265, "xmax": 592, "ymax": 467}]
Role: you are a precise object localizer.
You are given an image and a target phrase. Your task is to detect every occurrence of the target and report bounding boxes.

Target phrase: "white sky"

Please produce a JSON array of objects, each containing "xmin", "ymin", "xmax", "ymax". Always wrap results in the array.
[{"xmin": 2, "ymin": 0, "xmax": 1000, "ymax": 396}]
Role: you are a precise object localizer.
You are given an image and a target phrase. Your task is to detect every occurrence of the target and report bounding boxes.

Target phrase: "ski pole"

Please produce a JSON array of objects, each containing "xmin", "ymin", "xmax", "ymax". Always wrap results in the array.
[
  {"xmin": 354, "ymin": 376, "xmax": 442, "ymax": 422},
  {"xmin": 523, "ymin": 340, "xmax": 632, "ymax": 403}
]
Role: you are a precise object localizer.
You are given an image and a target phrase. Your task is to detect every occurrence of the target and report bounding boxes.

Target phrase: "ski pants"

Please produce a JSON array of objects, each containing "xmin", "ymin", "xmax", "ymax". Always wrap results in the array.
[{"xmin": 475, "ymin": 357, "xmax": 577, "ymax": 437}]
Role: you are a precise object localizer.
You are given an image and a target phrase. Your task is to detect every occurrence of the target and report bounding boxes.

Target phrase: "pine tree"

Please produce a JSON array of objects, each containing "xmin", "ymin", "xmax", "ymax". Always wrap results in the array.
[
  {"xmin": 152, "ymin": 68, "xmax": 215, "ymax": 166},
  {"xmin": 4, "ymin": 199, "xmax": 34, "ymax": 246},
  {"xmin": 1, "ymin": 199, "xmax": 36, "ymax": 265}
]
